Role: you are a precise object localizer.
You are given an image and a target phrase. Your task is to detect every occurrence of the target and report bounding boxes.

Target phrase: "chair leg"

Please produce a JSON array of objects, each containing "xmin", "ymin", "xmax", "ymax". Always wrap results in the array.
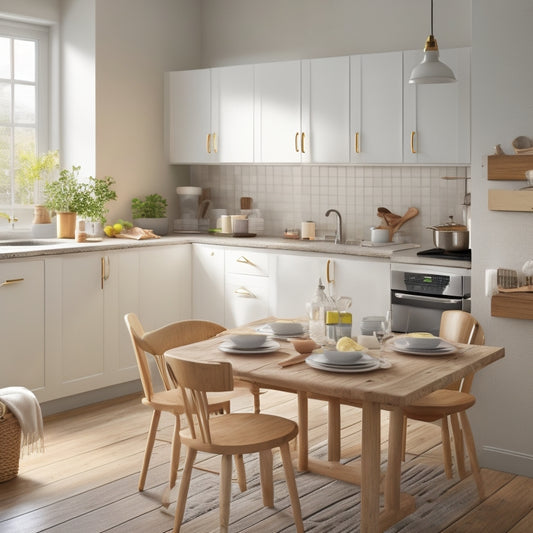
[
  {"xmin": 173, "ymin": 447, "xmax": 197, "ymax": 533},
  {"xmin": 253, "ymin": 386, "xmax": 261, "ymax": 414},
  {"xmin": 259, "ymin": 449, "xmax": 274, "ymax": 507},
  {"xmin": 450, "ymin": 412, "xmax": 467, "ymax": 478},
  {"xmin": 279, "ymin": 442, "xmax": 304, "ymax": 533},
  {"xmin": 139, "ymin": 409, "xmax": 161, "ymax": 491},
  {"xmin": 220, "ymin": 454, "xmax": 233, "ymax": 533},
  {"xmin": 169, "ymin": 415, "xmax": 181, "ymax": 489},
  {"xmin": 441, "ymin": 416, "xmax": 454, "ymax": 479},
  {"xmin": 234, "ymin": 454, "xmax": 247, "ymax": 492},
  {"xmin": 459, "ymin": 411, "xmax": 485, "ymax": 499}
]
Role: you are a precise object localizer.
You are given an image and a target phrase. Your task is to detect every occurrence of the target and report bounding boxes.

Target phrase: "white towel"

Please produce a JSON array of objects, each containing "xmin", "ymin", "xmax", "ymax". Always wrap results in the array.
[{"xmin": 0, "ymin": 387, "xmax": 44, "ymax": 457}]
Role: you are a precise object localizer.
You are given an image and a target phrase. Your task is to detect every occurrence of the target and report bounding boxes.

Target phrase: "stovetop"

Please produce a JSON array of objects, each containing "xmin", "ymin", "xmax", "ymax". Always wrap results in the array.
[{"xmin": 417, "ymin": 248, "xmax": 471, "ymax": 261}]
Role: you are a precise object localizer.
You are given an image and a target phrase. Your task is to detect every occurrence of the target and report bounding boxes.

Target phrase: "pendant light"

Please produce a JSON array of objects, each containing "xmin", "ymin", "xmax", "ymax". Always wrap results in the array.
[{"xmin": 409, "ymin": 0, "xmax": 456, "ymax": 84}]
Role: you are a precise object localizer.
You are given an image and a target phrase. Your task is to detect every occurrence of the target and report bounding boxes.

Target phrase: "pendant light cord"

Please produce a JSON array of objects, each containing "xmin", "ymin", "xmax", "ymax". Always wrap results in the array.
[{"xmin": 430, "ymin": 0, "xmax": 434, "ymax": 36}]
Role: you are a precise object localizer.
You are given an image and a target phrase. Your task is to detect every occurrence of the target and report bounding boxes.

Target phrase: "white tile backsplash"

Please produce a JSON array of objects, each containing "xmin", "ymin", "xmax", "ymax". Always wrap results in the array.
[{"xmin": 190, "ymin": 165, "xmax": 468, "ymax": 246}]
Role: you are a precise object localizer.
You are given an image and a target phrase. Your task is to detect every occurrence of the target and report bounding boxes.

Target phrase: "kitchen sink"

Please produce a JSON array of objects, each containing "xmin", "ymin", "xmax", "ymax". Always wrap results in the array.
[{"xmin": 0, "ymin": 239, "xmax": 64, "ymax": 246}]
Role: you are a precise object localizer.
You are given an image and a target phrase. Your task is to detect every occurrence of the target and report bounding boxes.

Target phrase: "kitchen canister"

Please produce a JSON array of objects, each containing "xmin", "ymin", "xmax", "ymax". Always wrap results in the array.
[
  {"xmin": 220, "ymin": 215, "xmax": 232, "ymax": 234},
  {"xmin": 301, "ymin": 221, "xmax": 316, "ymax": 240}
]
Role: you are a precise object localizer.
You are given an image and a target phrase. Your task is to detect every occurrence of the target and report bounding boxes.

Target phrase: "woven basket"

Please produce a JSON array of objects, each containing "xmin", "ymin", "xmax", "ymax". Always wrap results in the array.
[{"xmin": 0, "ymin": 401, "xmax": 21, "ymax": 483}]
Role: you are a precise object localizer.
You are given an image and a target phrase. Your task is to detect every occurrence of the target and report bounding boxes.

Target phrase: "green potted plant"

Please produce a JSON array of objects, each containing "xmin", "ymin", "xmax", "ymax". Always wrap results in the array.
[
  {"xmin": 78, "ymin": 175, "xmax": 117, "ymax": 238},
  {"xmin": 16, "ymin": 149, "xmax": 59, "ymax": 206},
  {"xmin": 131, "ymin": 193, "xmax": 169, "ymax": 235}
]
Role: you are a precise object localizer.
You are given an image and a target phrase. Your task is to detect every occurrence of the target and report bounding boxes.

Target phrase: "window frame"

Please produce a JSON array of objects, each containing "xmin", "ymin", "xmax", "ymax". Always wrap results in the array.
[{"xmin": 0, "ymin": 18, "xmax": 49, "ymax": 215}]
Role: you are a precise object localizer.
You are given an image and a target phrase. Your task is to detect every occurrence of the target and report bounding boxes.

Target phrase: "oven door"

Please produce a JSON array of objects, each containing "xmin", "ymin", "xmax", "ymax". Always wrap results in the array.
[{"xmin": 391, "ymin": 290, "xmax": 470, "ymax": 336}]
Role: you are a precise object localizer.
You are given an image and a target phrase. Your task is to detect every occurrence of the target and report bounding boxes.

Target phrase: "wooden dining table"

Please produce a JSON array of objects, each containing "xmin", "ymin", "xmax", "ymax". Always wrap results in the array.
[{"xmin": 164, "ymin": 322, "xmax": 504, "ymax": 533}]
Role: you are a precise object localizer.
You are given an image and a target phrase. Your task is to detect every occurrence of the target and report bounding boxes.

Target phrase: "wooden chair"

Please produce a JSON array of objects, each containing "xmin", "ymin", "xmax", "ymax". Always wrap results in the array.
[
  {"xmin": 402, "ymin": 310, "xmax": 486, "ymax": 498},
  {"xmin": 164, "ymin": 355, "xmax": 304, "ymax": 533},
  {"xmin": 124, "ymin": 313, "xmax": 258, "ymax": 492}
]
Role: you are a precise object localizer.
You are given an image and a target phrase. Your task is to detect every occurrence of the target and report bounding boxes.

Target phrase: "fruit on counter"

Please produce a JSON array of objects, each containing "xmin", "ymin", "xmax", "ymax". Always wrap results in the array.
[
  {"xmin": 336, "ymin": 337, "xmax": 365, "ymax": 352},
  {"xmin": 104, "ymin": 219, "xmax": 133, "ymax": 237},
  {"xmin": 407, "ymin": 332, "xmax": 434, "ymax": 338}
]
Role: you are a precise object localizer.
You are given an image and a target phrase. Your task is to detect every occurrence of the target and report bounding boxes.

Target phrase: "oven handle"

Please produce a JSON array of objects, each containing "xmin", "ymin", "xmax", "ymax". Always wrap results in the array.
[{"xmin": 394, "ymin": 292, "xmax": 463, "ymax": 305}]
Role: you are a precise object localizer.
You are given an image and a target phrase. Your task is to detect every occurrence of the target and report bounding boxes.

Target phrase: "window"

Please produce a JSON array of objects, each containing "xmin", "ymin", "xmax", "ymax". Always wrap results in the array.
[{"xmin": 0, "ymin": 20, "xmax": 49, "ymax": 218}]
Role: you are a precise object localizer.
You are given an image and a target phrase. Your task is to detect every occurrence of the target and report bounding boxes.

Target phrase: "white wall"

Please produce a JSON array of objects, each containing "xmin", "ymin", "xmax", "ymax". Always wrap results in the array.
[
  {"xmin": 470, "ymin": 0, "xmax": 533, "ymax": 476},
  {"xmin": 0, "ymin": 0, "xmax": 59, "ymax": 23},
  {"xmin": 200, "ymin": 0, "xmax": 471, "ymax": 66}
]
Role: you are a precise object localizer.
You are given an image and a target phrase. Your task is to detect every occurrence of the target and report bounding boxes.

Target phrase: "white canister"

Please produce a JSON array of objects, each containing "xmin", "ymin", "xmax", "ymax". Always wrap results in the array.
[
  {"xmin": 220, "ymin": 215, "xmax": 232, "ymax": 234},
  {"xmin": 301, "ymin": 221, "xmax": 316, "ymax": 240},
  {"xmin": 370, "ymin": 227, "xmax": 390, "ymax": 243}
]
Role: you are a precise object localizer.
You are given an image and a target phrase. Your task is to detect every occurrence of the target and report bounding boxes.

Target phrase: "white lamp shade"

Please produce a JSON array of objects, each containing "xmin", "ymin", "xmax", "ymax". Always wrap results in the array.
[{"xmin": 409, "ymin": 50, "xmax": 456, "ymax": 84}]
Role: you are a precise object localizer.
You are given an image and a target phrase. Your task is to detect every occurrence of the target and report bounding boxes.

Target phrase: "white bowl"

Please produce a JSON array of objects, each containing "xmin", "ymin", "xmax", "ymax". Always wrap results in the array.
[
  {"xmin": 403, "ymin": 334, "xmax": 441, "ymax": 350},
  {"xmin": 229, "ymin": 333, "xmax": 267, "ymax": 349},
  {"xmin": 269, "ymin": 321, "xmax": 304, "ymax": 336},
  {"xmin": 370, "ymin": 227, "xmax": 390, "ymax": 243},
  {"xmin": 323, "ymin": 350, "xmax": 364, "ymax": 365}
]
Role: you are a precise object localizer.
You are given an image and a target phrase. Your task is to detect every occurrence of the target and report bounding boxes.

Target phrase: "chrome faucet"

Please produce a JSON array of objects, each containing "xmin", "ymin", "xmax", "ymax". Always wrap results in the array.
[{"xmin": 325, "ymin": 209, "xmax": 343, "ymax": 244}]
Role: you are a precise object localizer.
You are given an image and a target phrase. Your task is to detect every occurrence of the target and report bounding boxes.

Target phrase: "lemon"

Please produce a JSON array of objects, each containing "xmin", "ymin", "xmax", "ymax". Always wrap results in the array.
[
  {"xmin": 113, "ymin": 223, "xmax": 123, "ymax": 233},
  {"xmin": 104, "ymin": 225, "xmax": 114, "ymax": 237},
  {"xmin": 336, "ymin": 337, "xmax": 364, "ymax": 352}
]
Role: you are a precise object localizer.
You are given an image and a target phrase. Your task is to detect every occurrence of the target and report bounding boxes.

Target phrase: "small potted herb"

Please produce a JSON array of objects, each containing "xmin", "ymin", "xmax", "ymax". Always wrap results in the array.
[{"xmin": 131, "ymin": 193, "xmax": 169, "ymax": 235}]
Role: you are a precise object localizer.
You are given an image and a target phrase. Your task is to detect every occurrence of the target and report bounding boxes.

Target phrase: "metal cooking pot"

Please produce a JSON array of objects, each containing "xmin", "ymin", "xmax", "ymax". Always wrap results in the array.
[{"xmin": 427, "ymin": 216, "xmax": 469, "ymax": 251}]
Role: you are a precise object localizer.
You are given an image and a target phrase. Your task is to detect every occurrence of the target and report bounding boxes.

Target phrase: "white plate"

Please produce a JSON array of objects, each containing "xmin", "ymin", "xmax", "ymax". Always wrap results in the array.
[
  {"xmin": 391, "ymin": 339, "xmax": 457, "ymax": 356},
  {"xmin": 225, "ymin": 339, "xmax": 279, "ymax": 351},
  {"xmin": 256, "ymin": 324, "xmax": 308, "ymax": 339},
  {"xmin": 306, "ymin": 355, "xmax": 382, "ymax": 373},
  {"xmin": 322, "ymin": 350, "xmax": 365, "ymax": 365},
  {"xmin": 219, "ymin": 340, "xmax": 281, "ymax": 355}
]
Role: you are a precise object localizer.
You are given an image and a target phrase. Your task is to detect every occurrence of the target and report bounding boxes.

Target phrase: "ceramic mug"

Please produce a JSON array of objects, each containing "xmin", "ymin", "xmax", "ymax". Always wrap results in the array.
[{"xmin": 370, "ymin": 227, "xmax": 390, "ymax": 243}]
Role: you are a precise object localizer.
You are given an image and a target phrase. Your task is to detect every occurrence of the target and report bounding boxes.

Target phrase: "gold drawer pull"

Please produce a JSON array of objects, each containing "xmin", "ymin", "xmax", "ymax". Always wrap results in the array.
[
  {"xmin": 355, "ymin": 132, "xmax": 360, "ymax": 153},
  {"xmin": 301, "ymin": 132, "xmax": 306, "ymax": 154},
  {"xmin": 213, "ymin": 132, "xmax": 218, "ymax": 153},
  {"xmin": 234, "ymin": 287, "xmax": 256, "ymax": 298},
  {"xmin": 410, "ymin": 131, "xmax": 417, "ymax": 154},
  {"xmin": 206, "ymin": 133, "xmax": 211, "ymax": 154},
  {"xmin": 295, "ymin": 132, "xmax": 299, "ymax": 153},
  {"xmin": 0, "ymin": 277, "xmax": 24, "ymax": 287},
  {"xmin": 236, "ymin": 256, "xmax": 254, "ymax": 265}
]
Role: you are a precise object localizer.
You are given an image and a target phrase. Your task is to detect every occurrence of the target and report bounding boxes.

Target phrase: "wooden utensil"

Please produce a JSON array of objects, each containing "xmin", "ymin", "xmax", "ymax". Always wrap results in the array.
[{"xmin": 376, "ymin": 206, "xmax": 419, "ymax": 242}]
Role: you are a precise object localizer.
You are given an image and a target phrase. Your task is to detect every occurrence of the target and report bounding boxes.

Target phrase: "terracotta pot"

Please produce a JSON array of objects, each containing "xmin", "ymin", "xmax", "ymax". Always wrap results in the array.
[{"xmin": 56, "ymin": 212, "xmax": 77, "ymax": 238}]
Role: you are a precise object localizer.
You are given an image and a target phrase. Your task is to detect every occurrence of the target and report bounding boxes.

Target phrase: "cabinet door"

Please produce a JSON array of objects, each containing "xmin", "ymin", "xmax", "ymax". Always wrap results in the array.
[
  {"xmin": 403, "ymin": 47, "xmax": 471, "ymax": 164},
  {"xmin": 225, "ymin": 273, "xmax": 269, "ymax": 329},
  {"xmin": 350, "ymin": 52, "xmax": 403, "ymax": 163},
  {"xmin": 138, "ymin": 245, "xmax": 192, "ymax": 330},
  {"xmin": 192, "ymin": 244, "xmax": 225, "ymax": 324},
  {"xmin": 302, "ymin": 56, "xmax": 350, "ymax": 163},
  {"xmin": 166, "ymin": 69, "xmax": 211, "ymax": 163},
  {"xmin": 328, "ymin": 258, "xmax": 391, "ymax": 337},
  {"xmin": 213, "ymin": 65, "xmax": 255, "ymax": 163},
  {"xmin": 254, "ymin": 60, "xmax": 302, "ymax": 163},
  {"xmin": 0, "ymin": 260, "xmax": 44, "ymax": 391}
]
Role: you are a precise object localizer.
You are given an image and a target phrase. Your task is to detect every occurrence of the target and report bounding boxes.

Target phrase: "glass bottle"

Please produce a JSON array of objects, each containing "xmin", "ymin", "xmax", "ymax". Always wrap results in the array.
[{"xmin": 307, "ymin": 278, "xmax": 330, "ymax": 345}]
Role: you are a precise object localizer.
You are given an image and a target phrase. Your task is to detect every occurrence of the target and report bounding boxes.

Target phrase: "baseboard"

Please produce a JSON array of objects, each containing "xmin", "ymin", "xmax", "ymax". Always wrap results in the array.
[
  {"xmin": 480, "ymin": 445, "xmax": 533, "ymax": 477},
  {"xmin": 40, "ymin": 380, "xmax": 143, "ymax": 417}
]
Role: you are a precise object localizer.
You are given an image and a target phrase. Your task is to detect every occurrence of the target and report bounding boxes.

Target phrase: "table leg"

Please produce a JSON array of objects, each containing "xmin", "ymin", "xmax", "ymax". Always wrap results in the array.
[
  {"xmin": 297, "ymin": 391, "xmax": 309, "ymax": 472},
  {"xmin": 361, "ymin": 401, "xmax": 381, "ymax": 533},
  {"xmin": 385, "ymin": 407, "xmax": 403, "ymax": 513},
  {"xmin": 328, "ymin": 399, "xmax": 341, "ymax": 462}
]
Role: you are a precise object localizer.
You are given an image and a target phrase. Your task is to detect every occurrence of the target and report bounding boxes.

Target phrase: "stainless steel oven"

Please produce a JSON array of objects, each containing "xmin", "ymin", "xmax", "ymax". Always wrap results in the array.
[{"xmin": 390, "ymin": 263, "xmax": 471, "ymax": 336}]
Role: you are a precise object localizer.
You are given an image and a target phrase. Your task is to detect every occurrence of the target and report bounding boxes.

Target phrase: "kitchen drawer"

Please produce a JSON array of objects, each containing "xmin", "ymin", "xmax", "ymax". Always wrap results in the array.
[
  {"xmin": 225, "ymin": 273, "xmax": 270, "ymax": 328},
  {"xmin": 225, "ymin": 249, "xmax": 270, "ymax": 277}
]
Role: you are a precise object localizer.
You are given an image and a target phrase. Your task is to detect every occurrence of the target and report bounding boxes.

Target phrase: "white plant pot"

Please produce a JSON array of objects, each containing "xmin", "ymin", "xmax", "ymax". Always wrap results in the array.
[{"xmin": 133, "ymin": 217, "xmax": 169, "ymax": 236}]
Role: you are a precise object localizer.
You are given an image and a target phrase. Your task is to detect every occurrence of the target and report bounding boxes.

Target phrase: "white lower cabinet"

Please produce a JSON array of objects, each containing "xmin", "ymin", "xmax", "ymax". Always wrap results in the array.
[
  {"xmin": 225, "ymin": 273, "xmax": 270, "ymax": 329},
  {"xmin": 192, "ymin": 243, "xmax": 225, "ymax": 324},
  {"xmin": 273, "ymin": 252, "xmax": 390, "ymax": 336},
  {"xmin": 41, "ymin": 244, "xmax": 191, "ymax": 403},
  {"xmin": 0, "ymin": 259, "xmax": 45, "ymax": 391}
]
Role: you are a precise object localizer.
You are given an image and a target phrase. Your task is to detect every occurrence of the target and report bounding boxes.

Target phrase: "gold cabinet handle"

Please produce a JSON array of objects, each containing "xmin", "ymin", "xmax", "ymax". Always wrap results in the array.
[
  {"xmin": 355, "ymin": 132, "xmax": 360, "ymax": 153},
  {"xmin": 0, "ymin": 277, "xmax": 23, "ymax": 287},
  {"xmin": 206, "ymin": 133, "xmax": 211, "ymax": 154},
  {"xmin": 234, "ymin": 286, "xmax": 256, "ymax": 298},
  {"xmin": 301, "ymin": 132, "xmax": 306, "ymax": 154},
  {"xmin": 410, "ymin": 131, "xmax": 417, "ymax": 154},
  {"xmin": 326, "ymin": 259, "xmax": 334, "ymax": 284},
  {"xmin": 236, "ymin": 255, "xmax": 254, "ymax": 265},
  {"xmin": 213, "ymin": 132, "xmax": 218, "ymax": 153},
  {"xmin": 295, "ymin": 132, "xmax": 299, "ymax": 152},
  {"xmin": 101, "ymin": 256, "xmax": 110, "ymax": 289}
]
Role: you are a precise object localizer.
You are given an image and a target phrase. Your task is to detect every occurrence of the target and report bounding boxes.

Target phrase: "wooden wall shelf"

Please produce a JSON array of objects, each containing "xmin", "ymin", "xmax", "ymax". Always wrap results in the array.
[
  {"xmin": 487, "ymin": 154, "xmax": 533, "ymax": 180},
  {"xmin": 491, "ymin": 292, "xmax": 533, "ymax": 320},
  {"xmin": 488, "ymin": 189, "xmax": 533, "ymax": 211}
]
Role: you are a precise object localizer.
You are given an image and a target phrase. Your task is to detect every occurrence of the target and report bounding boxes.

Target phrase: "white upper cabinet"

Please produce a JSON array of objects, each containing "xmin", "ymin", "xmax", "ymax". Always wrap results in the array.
[
  {"xmin": 403, "ymin": 47, "xmax": 471, "ymax": 164},
  {"xmin": 166, "ymin": 69, "xmax": 211, "ymax": 163},
  {"xmin": 166, "ymin": 65, "xmax": 254, "ymax": 164},
  {"xmin": 302, "ymin": 56, "xmax": 351, "ymax": 163},
  {"xmin": 350, "ymin": 51, "xmax": 403, "ymax": 164},
  {"xmin": 254, "ymin": 60, "xmax": 302, "ymax": 163}
]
